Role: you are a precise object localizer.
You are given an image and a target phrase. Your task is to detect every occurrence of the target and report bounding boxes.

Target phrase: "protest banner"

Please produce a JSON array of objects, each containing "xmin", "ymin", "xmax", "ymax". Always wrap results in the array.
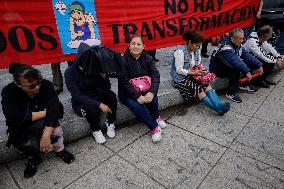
[{"xmin": 0, "ymin": 0, "xmax": 260, "ymax": 68}]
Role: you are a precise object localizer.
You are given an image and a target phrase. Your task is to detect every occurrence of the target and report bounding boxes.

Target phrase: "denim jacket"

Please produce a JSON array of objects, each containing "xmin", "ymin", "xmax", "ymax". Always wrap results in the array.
[{"xmin": 171, "ymin": 45, "xmax": 201, "ymax": 83}]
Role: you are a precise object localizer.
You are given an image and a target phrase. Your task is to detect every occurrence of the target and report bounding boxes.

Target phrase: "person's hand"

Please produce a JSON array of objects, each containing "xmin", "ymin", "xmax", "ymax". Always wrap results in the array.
[
  {"xmin": 194, "ymin": 70, "xmax": 204, "ymax": 76},
  {"xmin": 276, "ymin": 58, "xmax": 283, "ymax": 68},
  {"xmin": 257, "ymin": 67, "xmax": 264, "ymax": 75},
  {"xmin": 144, "ymin": 92, "xmax": 154, "ymax": 103},
  {"xmin": 40, "ymin": 135, "xmax": 52, "ymax": 153},
  {"xmin": 99, "ymin": 103, "xmax": 112, "ymax": 113},
  {"xmin": 137, "ymin": 96, "xmax": 146, "ymax": 104},
  {"xmin": 75, "ymin": 31, "xmax": 84, "ymax": 38},
  {"xmin": 246, "ymin": 72, "xmax": 253, "ymax": 81}
]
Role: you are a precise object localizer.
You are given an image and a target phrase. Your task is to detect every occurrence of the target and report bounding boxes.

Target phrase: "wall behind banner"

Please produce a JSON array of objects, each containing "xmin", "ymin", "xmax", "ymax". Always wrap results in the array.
[{"xmin": 0, "ymin": 0, "xmax": 260, "ymax": 68}]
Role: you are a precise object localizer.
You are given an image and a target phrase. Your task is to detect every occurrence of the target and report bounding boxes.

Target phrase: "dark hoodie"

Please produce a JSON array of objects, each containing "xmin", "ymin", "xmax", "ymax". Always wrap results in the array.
[
  {"xmin": 64, "ymin": 59, "xmax": 111, "ymax": 114},
  {"xmin": 118, "ymin": 49, "xmax": 160, "ymax": 100},
  {"xmin": 1, "ymin": 79, "xmax": 62, "ymax": 146}
]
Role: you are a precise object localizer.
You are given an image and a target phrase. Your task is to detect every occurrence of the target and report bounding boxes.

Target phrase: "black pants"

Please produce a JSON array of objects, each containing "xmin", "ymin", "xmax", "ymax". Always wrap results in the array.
[
  {"xmin": 79, "ymin": 90, "xmax": 117, "ymax": 132},
  {"xmin": 212, "ymin": 66, "xmax": 240, "ymax": 95},
  {"xmin": 255, "ymin": 60, "xmax": 275, "ymax": 83},
  {"xmin": 201, "ymin": 40, "xmax": 209, "ymax": 55}
]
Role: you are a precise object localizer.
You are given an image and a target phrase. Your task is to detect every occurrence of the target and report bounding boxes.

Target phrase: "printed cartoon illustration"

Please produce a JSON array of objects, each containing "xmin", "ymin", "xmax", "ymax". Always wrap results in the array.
[
  {"xmin": 55, "ymin": 1, "xmax": 67, "ymax": 15},
  {"xmin": 53, "ymin": 0, "xmax": 101, "ymax": 54}
]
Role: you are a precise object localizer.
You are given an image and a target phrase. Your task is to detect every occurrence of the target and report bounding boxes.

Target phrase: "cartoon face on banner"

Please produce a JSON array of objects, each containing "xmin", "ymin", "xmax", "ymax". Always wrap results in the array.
[{"xmin": 52, "ymin": 0, "xmax": 101, "ymax": 54}]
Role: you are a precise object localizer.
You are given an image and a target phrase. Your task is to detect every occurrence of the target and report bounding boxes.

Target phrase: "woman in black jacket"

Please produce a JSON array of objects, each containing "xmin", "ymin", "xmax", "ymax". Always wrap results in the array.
[
  {"xmin": 1, "ymin": 63, "xmax": 74, "ymax": 178},
  {"xmin": 118, "ymin": 35, "xmax": 166, "ymax": 143}
]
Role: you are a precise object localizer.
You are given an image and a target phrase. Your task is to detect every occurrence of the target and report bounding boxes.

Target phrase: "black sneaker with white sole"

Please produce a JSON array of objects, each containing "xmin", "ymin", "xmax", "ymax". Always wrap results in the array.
[
  {"xmin": 240, "ymin": 84, "xmax": 257, "ymax": 92},
  {"xmin": 225, "ymin": 94, "xmax": 242, "ymax": 103}
]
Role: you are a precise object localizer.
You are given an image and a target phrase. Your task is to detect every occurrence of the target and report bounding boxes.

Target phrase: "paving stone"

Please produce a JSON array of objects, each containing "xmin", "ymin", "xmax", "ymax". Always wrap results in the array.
[
  {"xmin": 66, "ymin": 155, "xmax": 164, "ymax": 189},
  {"xmin": 0, "ymin": 165, "xmax": 18, "ymax": 189},
  {"xmin": 167, "ymin": 104, "xmax": 250, "ymax": 146},
  {"xmin": 196, "ymin": 150, "xmax": 284, "ymax": 189},
  {"xmin": 254, "ymin": 97, "xmax": 284, "ymax": 125},
  {"xmin": 267, "ymin": 82, "xmax": 284, "ymax": 101},
  {"xmin": 231, "ymin": 118, "xmax": 284, "ymax": 170},
  {"xmin": 220, "ymin": 93, "xmax": 267, "ymax": 116},
  {"xmin": 118, "ymin": 126, "xmax": 226, "ymax": 189},
  {"xmin": 104, "ymin": 123, "xmax": 148, "ymax": 152},
  {"xmin": 7, "ymin": 137, "xmax": 113, "ymax": 189}
]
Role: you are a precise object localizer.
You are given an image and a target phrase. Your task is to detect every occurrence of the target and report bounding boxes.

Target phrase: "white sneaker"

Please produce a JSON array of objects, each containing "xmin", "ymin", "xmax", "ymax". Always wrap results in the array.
[
  {"xmin": 156, "ymin": 116, "xmax": 167, "ymax": 129},
  {"xmin": 151, "ymin": 127, "xmax": 161, "ymax": 143},
  {"xmin": 106, "ymin": 123, "xmax": 116, "ymax": 138},
  {"xmin": 92, "ymin": 130, "xmax": 106, "ymax": 144}
]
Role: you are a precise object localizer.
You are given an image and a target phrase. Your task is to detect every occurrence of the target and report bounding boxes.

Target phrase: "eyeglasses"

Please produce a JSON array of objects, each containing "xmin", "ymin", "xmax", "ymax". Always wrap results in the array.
[{"xmin": 19, "ymin": 80, "xmax": 42, "ymax": 90}]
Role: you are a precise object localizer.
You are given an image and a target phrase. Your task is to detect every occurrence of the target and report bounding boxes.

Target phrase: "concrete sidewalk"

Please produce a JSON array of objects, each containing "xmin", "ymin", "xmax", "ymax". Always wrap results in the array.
[{"xmin": 1, "ymin": 60, "xmax": 284, "ymax": 188}]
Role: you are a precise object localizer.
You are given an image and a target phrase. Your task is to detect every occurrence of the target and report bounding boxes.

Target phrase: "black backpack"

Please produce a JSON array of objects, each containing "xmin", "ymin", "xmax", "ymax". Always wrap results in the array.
[{"xmin": 74, "ymin": 42, "xmax": 122, "ymax": 77}]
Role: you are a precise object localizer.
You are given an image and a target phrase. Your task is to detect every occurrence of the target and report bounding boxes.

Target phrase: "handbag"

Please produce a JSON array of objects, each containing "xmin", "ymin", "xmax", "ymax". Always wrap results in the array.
[
  {"xmin": 129, "ymin": 76, "xmax": 151, "ymax": 93},
  {"xmin": 192, "ymin": 64, "xmax": 216, "ymax": 85}
]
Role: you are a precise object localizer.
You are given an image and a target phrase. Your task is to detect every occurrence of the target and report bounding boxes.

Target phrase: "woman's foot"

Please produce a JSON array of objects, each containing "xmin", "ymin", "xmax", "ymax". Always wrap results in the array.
[
  {"xmin": 218, "ymin": 102, "xmax": 231, "ymax": 116},
  {"xmin": 151, "ymin": 126, "xmax": 161, "ymax": 143},
  {"xmin": 92, "ymin": 130, "xmax": 106, "ymax": 144},
  {"xmin": 56, "ymin": 149, "xmax": 75, "ymax": 164},
  {"xmin": 156, "ymin": 117, "xmax": 167, "ymax": 128},
  {"xmin": 106, "ymin": 123, "xmax": 116, "ymax": 138},
  {"xmin": 24, "ymin": 156, "xmax": 42, "ymax": 178}
]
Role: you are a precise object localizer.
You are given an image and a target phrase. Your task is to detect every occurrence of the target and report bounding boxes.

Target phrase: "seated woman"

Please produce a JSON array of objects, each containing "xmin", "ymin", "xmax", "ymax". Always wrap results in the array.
[
  {"xmin": 171, "ymin": 30, "xmax": 230, "ymax": 115},
  {"xmin": 118, "ymin": 35, "xmax": 166, "ymax": 143},
  {"xmin": 1, "ymin": 63, "xmax": 74, "ymax": 178},
  {"xmin": 65, "ymin": 48, "xmax": 117, "ymax": 145}
]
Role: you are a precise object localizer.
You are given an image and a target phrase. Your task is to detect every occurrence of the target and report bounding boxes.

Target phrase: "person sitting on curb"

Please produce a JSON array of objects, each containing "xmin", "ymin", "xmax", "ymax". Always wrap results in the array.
[
  {"xmin": 118, "ymin": 34, "xmax": 166, "ymax": 143},
  {"xmin": 243, "ymin": 25, "xmax": 284, "ymax": 87},
  {"xmin": 65, "ymin": 44, "xmax": 117, "ymax": 144},
  {"xmin": 209, "ymin": 28, "xmax": 264, "ymax": 103},
  {"xmin": 171, "ymin": 30, "xmax": 230, "ymax": 115},
  {"xmin": 1, "ymin": 63, "xmax": 75, "ymax": 178}
]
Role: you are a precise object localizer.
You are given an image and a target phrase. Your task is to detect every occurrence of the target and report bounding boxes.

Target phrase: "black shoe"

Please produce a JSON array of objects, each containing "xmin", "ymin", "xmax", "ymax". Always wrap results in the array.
[
  {"xmin": 56, "ymin": 149, "xmax": 75, "ymax": 164},
  {"xmin": 264, "ymin": 80, "xmax": 276, "ymax": 85},
  {"xmin": 257, "ymin": 81, "xmax": 270, "ymax": 88},
  {"xmin": 24, "ymin": 157, "xmax": 42, "ymax": 178},
  {"xmin": 153, "ymin": 58, "xmax": 159, "ymax": 62},
  {"xmin": 202, "ymin": 53, "xmax": 209, "ymax": 58}
]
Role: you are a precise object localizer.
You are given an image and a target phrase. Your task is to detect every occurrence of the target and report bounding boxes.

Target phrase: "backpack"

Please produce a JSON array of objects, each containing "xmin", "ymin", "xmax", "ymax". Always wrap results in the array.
[{"xmin": 74, "ymin": 42, "xmax": 122, "ymax": 77}]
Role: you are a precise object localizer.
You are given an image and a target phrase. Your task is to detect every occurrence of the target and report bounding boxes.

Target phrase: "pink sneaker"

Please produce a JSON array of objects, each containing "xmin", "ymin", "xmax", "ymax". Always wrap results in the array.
[
  {"xmin": 156, "ymin": 116, "xmax": 167, "ymax": 129},
  {"xmin": 151, "ymin": 126, "xmax": 161, "ymax": 143}
]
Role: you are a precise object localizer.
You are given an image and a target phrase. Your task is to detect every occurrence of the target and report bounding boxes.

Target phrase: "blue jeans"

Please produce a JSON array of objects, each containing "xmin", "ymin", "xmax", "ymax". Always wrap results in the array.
[{"xmin": 119, "ymin": 94, "xmax": 159, "ymax": 130}]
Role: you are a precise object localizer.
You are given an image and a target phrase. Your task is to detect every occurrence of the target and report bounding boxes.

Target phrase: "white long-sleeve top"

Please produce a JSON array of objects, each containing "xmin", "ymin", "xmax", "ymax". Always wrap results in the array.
[{"xmin": 243, "ymin": 32, "xmax": 280, "ymax": 64}]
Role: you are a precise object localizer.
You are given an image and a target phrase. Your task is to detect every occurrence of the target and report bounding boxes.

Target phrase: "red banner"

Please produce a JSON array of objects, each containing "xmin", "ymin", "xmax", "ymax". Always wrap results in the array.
[{"xmin": 0, "ymin": 0, "xmax": 260, "ymax": 68}]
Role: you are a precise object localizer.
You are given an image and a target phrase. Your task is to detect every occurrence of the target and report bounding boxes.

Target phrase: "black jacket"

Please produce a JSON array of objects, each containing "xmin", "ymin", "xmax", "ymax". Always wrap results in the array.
[
  {"xmin": 1, "ymin": 80, "xmax": 62, "ymax": 145},
  {"xmin": 118, "ymin": 49, "xmax": 160, "ymax": 100},
  {"xmin": 65, "ymin": 62, "xmax": 111, "ymax": 114}
]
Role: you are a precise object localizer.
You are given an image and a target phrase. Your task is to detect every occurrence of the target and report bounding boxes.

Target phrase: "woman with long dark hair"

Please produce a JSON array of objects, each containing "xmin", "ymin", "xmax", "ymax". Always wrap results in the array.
[{"xmin": 171, "ymin": 30, "xmax": 230, "ymax": 115}]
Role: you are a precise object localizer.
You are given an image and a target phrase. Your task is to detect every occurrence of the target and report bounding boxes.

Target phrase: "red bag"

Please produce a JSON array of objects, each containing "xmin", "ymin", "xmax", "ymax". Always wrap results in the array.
[
  {"xmin": 192, "ymin": 64, "xmax": 216, "ymax": 85},
  {"xmin": 129, "ymin": 76, "xmax": 151, "ymax": 93}
]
